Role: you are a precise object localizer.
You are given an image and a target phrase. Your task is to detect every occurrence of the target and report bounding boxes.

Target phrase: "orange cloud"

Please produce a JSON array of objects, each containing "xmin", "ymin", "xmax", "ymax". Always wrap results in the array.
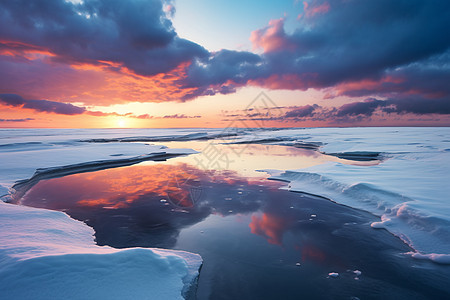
[
  {"xmin": 0, "ymin": 40, "xmax": 199, "ymax": 106},
  {"xmin": 75, "ymin": 61, "xmax": 199, "ymax": 105},
  {"xmin": 0, "ymin": 40, "xmax": 56, "ymax": 60}
]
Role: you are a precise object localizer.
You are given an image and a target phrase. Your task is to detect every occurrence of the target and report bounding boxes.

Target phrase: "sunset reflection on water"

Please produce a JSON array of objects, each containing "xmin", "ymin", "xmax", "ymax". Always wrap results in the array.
[
  {"xmin": 19, "ymin": 150, "xmax": 340, "ymax": 264},
  {"xmin": 21, "ymin": 162, "xmax": 274, "ymax": 211},
  {"xmin": 18, "ymin": 143, "xmax": 378, "ymax": 279},
  {"xmin": 20, "ymin": 161, "xmax": 286, "ymax": 247},
  {"xmin": 13, "ymin": 141, "xmax": 444, "ymax": 299},
  {"xmin": 249, "ymin": 213, "xmax": 295, "ymax": 246}
]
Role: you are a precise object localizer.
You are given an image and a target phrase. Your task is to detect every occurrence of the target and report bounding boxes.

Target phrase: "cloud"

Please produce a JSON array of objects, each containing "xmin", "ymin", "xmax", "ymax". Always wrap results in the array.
[
  {"xmin": 222, "ymin": 96, "xmax": 450, "ymax": 125},
  {"xmin": 23, "ymin": 99, "xmax": 86, "ymax": 115},
  {"xmin": 335, "ymin": 96, "xmax": 450, "ymax": 117},
  {"xmin": 163, "ymin": 0, "xmax": 176, "ymax": 19},
  {"xmin": 183, "ymin": 0, "xmax": 450, "ymax": 100},
  {"xmin": 301, "ymin": 1, "xmax": 330, "ymax": 18},
  {"xmin": 0, "ymin": 94, "xmax": 205, "ymax": 119},
  {"xmin": 179, "ymin": 49, "xmax": 261, "ymax": 100},
  {"xmin": 250, "ymin": 18, "xmax": 295, "ymax": 53},
  {"xmin": 0, "ymin": 0, "xmax": 449, "ymax": 113},
  {"xmin": 0, "ymin": 0, "xmax": 207, "ymax": 76},
  {"xmin": 0, "ymin": 118, "xmax": 34, "ymax": 122},
  {"xmin": 135, "ymin": 114, "xmax": 153, "ymax": 120},
  {"xmin": 0, "ymin": 94, "xmax": 86, "ymax": 115},
  {"xmin": 162, "ymin": 114, "xmax": 201, "ymax": 119},
  {"xmin": 337, "ymin": 99, "xmax": 387, "ymax": 117},
  {"xmin": 220, "ymin": 104, "xmax": 323, "ymax": 122},
  {"xmin": 0, "ymin": 94, "xmax": 24, "ymax": 106},
  {"xmin": 85, "ymin": 110, "xmax": 122, "ymax": 117},
  {"xmin": 382, "ymin": 97, "xmax": 450, "ymax": 115},
  {"xmin": 284, "ymin": 105, "xmax": 318, "ymax": 118},
  {"xmin": 331, "ymin": 52, "xmax": 450, "ymax": 100},
  {"xmin": 133, "ymin": 113, "xmax": 201, "ymax": 119},
  {"xmin": 0, "ymin": 52, "xmax": 201, "ymax": 105}
]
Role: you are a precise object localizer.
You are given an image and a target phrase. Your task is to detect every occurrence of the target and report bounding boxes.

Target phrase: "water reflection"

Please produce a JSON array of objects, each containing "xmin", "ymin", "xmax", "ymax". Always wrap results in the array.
[
  {"xmin": 21, "ymin": 162, "xmax": 281, "ymax": 248},
  {"xmin": 18, "ymin": 159, "xmax": 380, "ymax": 269},
  {"xmin": 249, "ymin": 213, "xmax": 295, "ymax": 246},
  {"xmin": 19, "ymin": 160, "xmax": 450, "ymax": 299},
  {"xmin": 151, "ymin": 142, "xmax": 379, "ymax": 179}
]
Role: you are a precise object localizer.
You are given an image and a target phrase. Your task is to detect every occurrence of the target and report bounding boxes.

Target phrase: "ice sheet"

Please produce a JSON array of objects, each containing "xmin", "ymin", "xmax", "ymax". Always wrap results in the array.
[
  {"xmin": 1, "ymin": 127, "xmax": 449, "ymax": 270},
  {"xmin": 0, "ymin": 129, "xmax": 206, "ymax": 299}
]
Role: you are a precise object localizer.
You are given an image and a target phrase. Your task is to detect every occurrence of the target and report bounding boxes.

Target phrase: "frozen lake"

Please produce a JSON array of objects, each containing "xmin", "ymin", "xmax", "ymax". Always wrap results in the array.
[{"xmin": 1, "ymin": 127, "xmax": 450, "ymax": 299}]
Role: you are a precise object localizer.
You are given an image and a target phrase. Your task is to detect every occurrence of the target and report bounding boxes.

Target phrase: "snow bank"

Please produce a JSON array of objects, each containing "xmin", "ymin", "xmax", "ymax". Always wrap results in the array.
[{"xmin": 0, "ymin": 201, "xmax": 202, "ymax": 299}]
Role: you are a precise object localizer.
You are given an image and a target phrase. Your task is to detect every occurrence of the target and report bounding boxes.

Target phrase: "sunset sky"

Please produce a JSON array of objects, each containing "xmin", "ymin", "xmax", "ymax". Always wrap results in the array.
[{"xmin": 0, "ymin": 0, "xmax": 449, "ymax": 128}]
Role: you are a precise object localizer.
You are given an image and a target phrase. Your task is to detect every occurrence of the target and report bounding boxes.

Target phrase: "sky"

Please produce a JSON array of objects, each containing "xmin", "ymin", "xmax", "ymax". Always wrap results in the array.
[{"xmin": 0, "ymin": 0, "xmax": 449, "ymax": 128}]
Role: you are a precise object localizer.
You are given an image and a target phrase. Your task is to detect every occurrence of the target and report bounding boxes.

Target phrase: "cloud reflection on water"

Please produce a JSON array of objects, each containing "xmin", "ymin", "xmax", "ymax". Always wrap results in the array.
[{"xmin": 21, "ymin": 162, "xmax": 281, "ymax": 248}]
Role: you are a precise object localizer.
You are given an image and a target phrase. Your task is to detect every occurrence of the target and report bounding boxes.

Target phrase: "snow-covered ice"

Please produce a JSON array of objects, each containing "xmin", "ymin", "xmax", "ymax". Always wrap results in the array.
[
  {"xmin": 259, "ymin": 127, "xmax": 450, "ymax": 264},
  {"xmin": 0, "ymin": 128, "xmax": 206, "ymax": 299},
  {"xmin": 1, "ymin": 126, "xmax": 450, "ymax": 299},
  {"xmin": 0, "ymin": 139, "xmax": 196, "ymax": 191},
  {"xmin": 0, "ymin": 201, "xmax": 202, "ymax": 299}
]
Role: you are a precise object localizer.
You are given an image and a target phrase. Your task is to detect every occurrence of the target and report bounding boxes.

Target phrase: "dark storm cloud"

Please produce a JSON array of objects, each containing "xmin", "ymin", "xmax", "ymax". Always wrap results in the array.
[
  {"xmin": 0, "ymin": 0, "xmax": 449, "ymax": 115},
  {"xmin": 0, "ymin": 0, "xmax": 207, "ymax": 76},
  {"xmin": 0, "ymin": 94, "xmax": 25, "ymax": 106},
  {"xmin": 0, "ymin": 94, "xmax": 86, "ymax": 115},
  {"xmin": 382, "ymin": 97, "xmax": 450, "ymax": 115},
  {"xmin": 284, "ymin": 105, "xmax": 318, "ymax": 118},
  {"xmin": 337, "ymin": 99, "xmax": 387, "ymax": 117},
  {"xmin": 226, "ymin": 96, "xmax": 450, "ymax": 123},
  {"xmin": 182, "ymin": 0, "xmax": 450, "ymax": 101},
  {"xmin": 179, "ymin": 50, "xmax": 261, "ymax": 100},
  {"xmin": 337, "ymin": 97, "xmax": 450, "ymax": 117},
  {"xmin": 335, "ymin": 52, "xmax": 450, "ymax": 99},
  {"xmin": 22, "ymin": 99, "xmax": 86, "ymax": 115},
  {"xmin": 182, "ymin": 50, "xmax": 262, "ymax": 88}
]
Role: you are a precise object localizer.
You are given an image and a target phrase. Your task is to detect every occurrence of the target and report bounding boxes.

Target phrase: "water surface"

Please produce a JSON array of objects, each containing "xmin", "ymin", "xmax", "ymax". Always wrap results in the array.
[{"xmin": 19, "ymin": 144, "xmax": 450, "ymax": 299}]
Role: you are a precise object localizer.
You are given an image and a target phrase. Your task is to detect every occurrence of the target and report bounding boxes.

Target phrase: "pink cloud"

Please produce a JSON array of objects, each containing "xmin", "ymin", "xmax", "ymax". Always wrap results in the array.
[
  {"xmin": 301, "ymin": 1, "xmax": 330, "ymax": 19},
  {"xmin": 249, "ymin": 73, "xmax": 317, "ymax": 90},
  {"xmin": 250, "ymin": 19, "xmax": 295, "ymax": 53}
]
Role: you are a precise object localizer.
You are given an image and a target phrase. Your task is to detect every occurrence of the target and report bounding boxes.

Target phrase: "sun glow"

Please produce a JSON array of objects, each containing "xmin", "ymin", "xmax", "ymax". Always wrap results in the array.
[{"xmin": 117, "ymin": 118, "xmax": 126, "ymax": 128}]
